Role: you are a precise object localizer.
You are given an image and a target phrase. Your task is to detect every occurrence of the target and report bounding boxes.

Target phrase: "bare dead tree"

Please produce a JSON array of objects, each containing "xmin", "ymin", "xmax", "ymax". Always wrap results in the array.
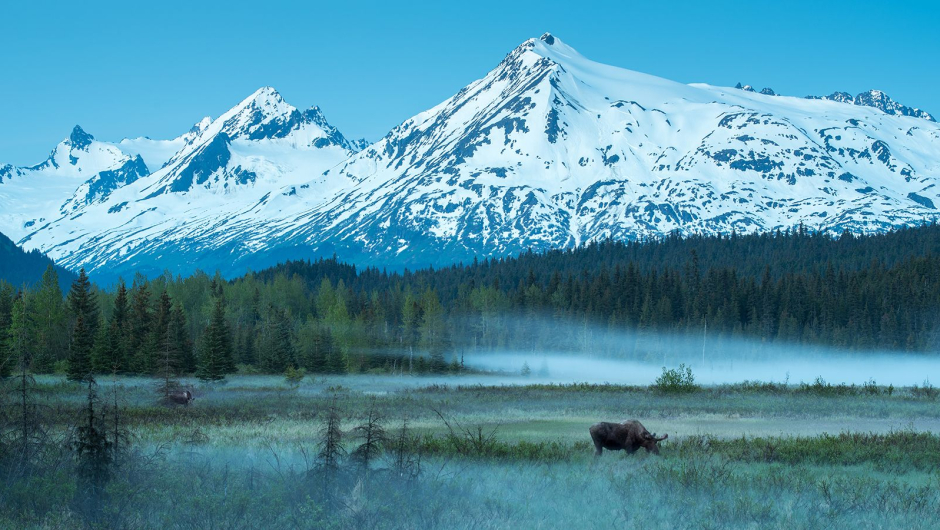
[
  {"xmin": 314, "ymin": 396, "xmax": 347, "ymax": 511},
  {"xmin": 388, "ymin": 417, "xmax": 421, "ymax": 481},
  {"xmin": 351, "ymin": 397, "xmax": 387, "ymax": 473}
]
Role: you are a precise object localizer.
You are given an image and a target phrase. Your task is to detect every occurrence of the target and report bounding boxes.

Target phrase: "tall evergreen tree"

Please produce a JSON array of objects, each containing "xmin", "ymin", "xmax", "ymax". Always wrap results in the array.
[
  {"xmin": 420, "ymin": 288, "xmax": 447, "ymax": 372},
  {"xmin": 68, "ymin": 268, "xmax": 99, "ymax": 337},
  {"xmin": 128, "ymin": 278, "xmax": 152, "ymax": 374},
  {"xmin": 6, "ymin": 293, "xmax": 31, "ymax": 366},
  {"xmin": 196, "ymin": 296, "xmax": 233, "ymax": 381},
  {"xmin": 31, "ymin": 265, "xmax": 67, "ymax": 373},
  {"xmin": 92, "ymin": 280, "xmax": 130, "ymax": 374},
  {"xmin": 259, "ymin": 305, "xmax": 294, "ymax": 373},
  {"xmin": 0, "ymin": 283, "xmax": 15, "ymax": 378},
  {"xmin": 296, "ymin": 316, "xmax": 333, "ymax": 374},
  {"xmin": 401, "ymin": 291, "xmax": 420, "ymax": 372},
  {"xmin": 2, "ymin": 291, "xmax": 29, "ymax": 379},
  {"xmin": 156, "ymin": 303, "xmax": 186, "ymax": 399},
  {"xmin": 67, "ymin": 313, "xmax": 94, "ymax": 382},
  {"xmin": 171, "ymin": 304, "xmax": 195, "ymax": 373}
]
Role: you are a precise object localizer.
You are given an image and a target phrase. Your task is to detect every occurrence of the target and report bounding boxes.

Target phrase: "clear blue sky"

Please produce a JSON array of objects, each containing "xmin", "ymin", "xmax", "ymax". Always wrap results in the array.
[{"xmin": 2, "ymin": 0, "xmax": 938, "ymax": 166}]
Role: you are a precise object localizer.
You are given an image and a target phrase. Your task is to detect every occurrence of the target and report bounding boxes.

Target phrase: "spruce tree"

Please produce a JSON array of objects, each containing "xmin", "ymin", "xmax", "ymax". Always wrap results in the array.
[
  {"xmin": 32, "ymin": 265, "xmax": 67, "ymax": 373},
  {"xmin": 157, "ymin": 304, "xmax": 184, "ymax": 399},
  {"xmin": 196, "ymin": 296, "xmax": 232, "ymax": 381},
  {"xmin": 90, "ymin": 324, "xmax": 110, "ymax": 374},
  {"xmin": 326, "ymin": 342, "xmax": 347, "ymax": 374},
  {"xmin": 171, "ymin": 304, "xmax": 194, "ymax": 373},
  {"xmin": 67, "ymin": 314, "xmax": 94, "ymax": 382},
  {"xmin": 420, "ymin": 289, "xmax": 447, "ymax": 373},
  {"xmin": 67, "ymin": 268, "xmax": 99, "ymax": 338},
  {"xmin": 0, "ymin": 283, "xmax": 14, "ymax": 378},
  {"xmin": 128, "ymin": 279, "xmax": 152, "ymax": 374},
  {"xmin": 298, "ymin": 319, "xmax": 333, "ymax": 373},
  {"xmin": 260, "ymin": 306, "xmax": 294, "ymax": 373},
  {"xmin": 92, "ymin": 280, "xmax": 129, "ymax": 374},
  {"xmin": 3, "ymin": 293, "xmax": 30, "ymax": 379}
]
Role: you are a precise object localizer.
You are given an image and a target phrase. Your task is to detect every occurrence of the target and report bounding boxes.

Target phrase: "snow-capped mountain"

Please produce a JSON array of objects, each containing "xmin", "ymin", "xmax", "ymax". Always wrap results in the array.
[
  {"xmin": 118, "ymin": 117, "xmax": 213, "ymax": 173},
  {"xmin": 296, "ymin": 33, "xmax": 940, "ymax": 267},
  {"xmin": 0, "ymin": 125, "xmax": 148, "ymax": 240},
  {"xmin": 8, "ymin": 87, "xmax": 364, "ymax": 279},
  {"xmin": 4, "ymin": 33, "xmax": 940, "ymax": 280},
  {"xmin": 807, "ymin": 90, "xmax": 935, "ymax": 121}
]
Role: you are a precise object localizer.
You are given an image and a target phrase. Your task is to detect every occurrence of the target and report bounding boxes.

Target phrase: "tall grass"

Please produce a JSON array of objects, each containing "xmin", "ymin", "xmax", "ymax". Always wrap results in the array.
[{"xmin": 3, "ymin": 375, "xmax": 940, "ymax": 528}]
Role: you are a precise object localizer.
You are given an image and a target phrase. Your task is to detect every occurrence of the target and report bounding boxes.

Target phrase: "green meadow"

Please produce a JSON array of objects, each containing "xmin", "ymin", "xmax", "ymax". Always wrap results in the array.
[{"xmin": 4, "ymin": 373, "xmax": 940, "ymax": 528}]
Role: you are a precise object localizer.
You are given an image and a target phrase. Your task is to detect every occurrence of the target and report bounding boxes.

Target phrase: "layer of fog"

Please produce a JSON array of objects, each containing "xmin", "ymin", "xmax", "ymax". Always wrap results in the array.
[
  {"xmin": 462, "ymin": 353, "xmax": 940, "ymax": 386},
  {"xmin": 440, "ymin": 316, "xmax": 940, "ymax": 386}
]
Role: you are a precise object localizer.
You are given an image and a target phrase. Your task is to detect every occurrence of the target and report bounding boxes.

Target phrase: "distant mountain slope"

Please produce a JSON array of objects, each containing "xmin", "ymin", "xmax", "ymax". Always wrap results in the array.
[
  {"xmin": 807, "ymin": 90, "xmax": 935, "ymax": 121},
  {"xmin": 2, "ymin": 33, "xmax": 940, "ymax": 282},
  {"xmin": 302, "ymin": 33, "xmax": 940, "ymax": 268},
  {"xmin": 0, "ymin": 230, "xmax": 75, "ymax": 289},
  {"xmin": 3, "ymin": 88, "xmax": 364, "ymax": 280},
  {"xmin": 0, "ymin": 125, "xmax": 149, "ymax": 241}
]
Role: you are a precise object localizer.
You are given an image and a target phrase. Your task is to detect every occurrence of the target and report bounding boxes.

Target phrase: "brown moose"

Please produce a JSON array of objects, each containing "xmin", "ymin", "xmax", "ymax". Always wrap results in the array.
[
  {"xmin": 589, "ymin": 420, "xmax": 668, "ymax": 456},
  {"xmin": 167, "ymin": 390, "xmax": 194, "ymax": 406}
]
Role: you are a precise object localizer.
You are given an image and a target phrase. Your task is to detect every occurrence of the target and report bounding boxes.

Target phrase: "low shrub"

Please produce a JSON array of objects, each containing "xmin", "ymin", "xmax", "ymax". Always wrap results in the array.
[
  {"xmin": 653, "ymin": 364, "xmax": 699, "ymax": 394},
  {"xmin": 284, "ymin": 366, "xmax": 305, "ymax": 385}
]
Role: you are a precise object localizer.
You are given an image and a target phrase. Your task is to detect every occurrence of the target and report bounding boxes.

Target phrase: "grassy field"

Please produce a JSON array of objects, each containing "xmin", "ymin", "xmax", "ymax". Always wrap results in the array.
[{"xmin": 3, "ymin": 374, "xmax": 940, "ymax": 528}]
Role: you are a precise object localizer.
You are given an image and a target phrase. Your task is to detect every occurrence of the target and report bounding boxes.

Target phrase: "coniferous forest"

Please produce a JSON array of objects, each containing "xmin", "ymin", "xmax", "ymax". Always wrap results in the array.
[{"xmin": 3, "ymin": 224, "xmax": 940, "ymax": 381}]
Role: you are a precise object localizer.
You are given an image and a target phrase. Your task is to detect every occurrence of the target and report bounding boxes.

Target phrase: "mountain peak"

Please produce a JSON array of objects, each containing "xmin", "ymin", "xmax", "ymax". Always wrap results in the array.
[
  {"xmin": 806, "ymin": 89, "xmax": 935, "ymax": 121},
  {"xmin": 245, "ymin": 86, "xmax": 286, "ymax": 106},
  {"xmin": 540, "ymin": 32, "xmax": 556, "ymax": 45},
  {"xmin": 68, "ymin": 125, "xmax": 94, "ymax": 150},
  {"xmin": 191, "ymin": 116, "xmax": 212, "ymax": 134},
  {"xmin": 854, "ymin": 89, "xmax": 935, "ymax": 120}
]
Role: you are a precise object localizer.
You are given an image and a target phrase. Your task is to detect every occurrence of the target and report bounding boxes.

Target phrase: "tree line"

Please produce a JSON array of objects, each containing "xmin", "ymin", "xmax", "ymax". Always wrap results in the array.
[{"xmin": 3, "ymin": 224, "xmax": 940, "ymax": 381}]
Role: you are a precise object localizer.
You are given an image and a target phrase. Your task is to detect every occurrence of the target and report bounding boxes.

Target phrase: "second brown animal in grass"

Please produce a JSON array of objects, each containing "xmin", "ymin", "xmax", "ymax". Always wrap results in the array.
[
  {"xmin": 167, "ymin": 390, "xmax": 194, "ymax": 406},
  {"xmin": 589, "ymin": 420, "xmax": 668, "ymax": 456}
]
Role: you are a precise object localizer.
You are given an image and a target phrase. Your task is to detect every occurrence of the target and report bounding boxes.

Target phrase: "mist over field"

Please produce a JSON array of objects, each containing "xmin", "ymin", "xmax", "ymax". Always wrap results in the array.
[
  {"xmin": 437, "ymin": 316, "xmax": 940, "ymax": 386},
  {"xmin": 465, "ymin": 351, "xmax": 940, "ymax": 386}
]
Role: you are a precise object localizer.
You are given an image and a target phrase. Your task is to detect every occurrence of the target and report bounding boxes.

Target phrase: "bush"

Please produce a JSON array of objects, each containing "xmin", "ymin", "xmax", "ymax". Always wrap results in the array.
[
  {"xmin": 796, "ymin": 376, "xmax": 857, "ymax": 396},
  {"xmin": 653, "ymin": 364, "xmax": 698, "ymax": 393},
  {"xmin": 911, "ymin": 378, "xmax": 938, "ymax": 400},
  {"xmin": 284, "ymin": 366, "xmax": 305, "ymax": 385},
  {"xmin": 236, "ymin": 364, "xmax": 262, "ymax": 375},
  {"xmin": 53, "ymin": 360, "xmax": 69, "ymax": 376}
]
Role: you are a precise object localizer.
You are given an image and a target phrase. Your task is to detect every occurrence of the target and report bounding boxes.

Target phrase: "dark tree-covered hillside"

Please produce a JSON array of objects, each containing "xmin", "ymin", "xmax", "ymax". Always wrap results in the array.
[
  {"xmin": 4, "ymin": 224, "xmax": 940, "ymax": 378},
  {"xmin": 0, "ymin": 231, "xmax": 75, "ymax": 290}
]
